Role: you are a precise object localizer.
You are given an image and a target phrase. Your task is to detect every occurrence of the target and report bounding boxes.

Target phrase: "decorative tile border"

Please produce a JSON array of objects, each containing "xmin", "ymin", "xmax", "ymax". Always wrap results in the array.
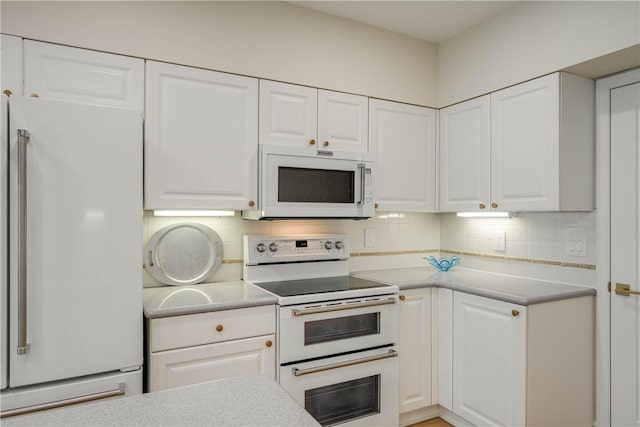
[
  {"xmin": 440, "ymin": 249, "xmax": 596, "ymax": 270},
  {"xmin": 219, "ymin": 251, "xmax": 596, "ymax": 270},
  {"xmin": 350, "ymin": 249, "xmax": 439, "ymax": 257}
]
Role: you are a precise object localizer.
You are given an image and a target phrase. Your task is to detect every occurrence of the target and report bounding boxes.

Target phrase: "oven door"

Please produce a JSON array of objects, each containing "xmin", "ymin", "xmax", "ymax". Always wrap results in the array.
[
  {"xmin": 279, "ymin": 295, "xmax": 398, "ymax": 364},
  {"xmin": 279, "ymin": 346, "xmax": 399, "ymax": 427},
  {"xmin": 259, "ymin": 145, "xmax": 374, "ymax": 218}
]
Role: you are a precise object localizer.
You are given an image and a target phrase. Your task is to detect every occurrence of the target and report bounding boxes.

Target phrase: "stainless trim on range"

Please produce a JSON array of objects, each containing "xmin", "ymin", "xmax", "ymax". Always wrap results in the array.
[
  {"xmin": 292, "ymin": 349, "xmax": 398, "ymax": 377},
  {"xmin": 291, "ymin": 298, "xmax": 396, "ymax": 317}
]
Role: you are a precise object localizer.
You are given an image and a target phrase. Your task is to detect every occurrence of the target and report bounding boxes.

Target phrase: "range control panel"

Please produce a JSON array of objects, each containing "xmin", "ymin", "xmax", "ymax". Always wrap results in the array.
[{"xmin": 243, "ymin": 234, "xmax": 349, "ymax": 265}]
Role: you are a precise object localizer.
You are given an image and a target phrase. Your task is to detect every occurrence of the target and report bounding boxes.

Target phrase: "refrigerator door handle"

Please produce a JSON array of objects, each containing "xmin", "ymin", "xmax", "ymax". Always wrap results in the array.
[
  {"xmin": 0, "ymin": 383, "xmax": 126, "ymax": 418},
  {"xmin": 17, "ymin": 129, "xmax": 30, "ymax": 355}
]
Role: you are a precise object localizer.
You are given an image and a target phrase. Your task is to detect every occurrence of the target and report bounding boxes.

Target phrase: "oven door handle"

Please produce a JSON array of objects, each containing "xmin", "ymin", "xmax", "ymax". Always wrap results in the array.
[
  {"xmin": 291, "ymin": 298, "xmax": 396, "ymax": 317},
  {"xmin": 292, "ymin": 349, "xmax": 398, "ymax": 377}
]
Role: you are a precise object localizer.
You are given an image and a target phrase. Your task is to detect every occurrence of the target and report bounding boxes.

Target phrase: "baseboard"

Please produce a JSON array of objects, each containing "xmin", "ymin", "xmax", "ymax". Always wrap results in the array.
[
  {"xmin": 438, "ymin": 407, "xmax": 475, "ymax": 427},
  {"xmin": 400, "ymin": 405, "xmax": 440, "ymax": 426}
]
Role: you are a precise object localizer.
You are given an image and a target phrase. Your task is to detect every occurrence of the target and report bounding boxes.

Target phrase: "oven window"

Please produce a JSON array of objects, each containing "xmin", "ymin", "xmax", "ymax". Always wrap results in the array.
[
  {"xmin": 305, "ymin": 375, "xmax": 380, "ymax": 426},
  {"xmin": 305, "ymin": 313, "xmax": 379, "ymax": 345},
  {"xmin": 278, "ymin": 167, "xmax": 354, "ymax": 203}
]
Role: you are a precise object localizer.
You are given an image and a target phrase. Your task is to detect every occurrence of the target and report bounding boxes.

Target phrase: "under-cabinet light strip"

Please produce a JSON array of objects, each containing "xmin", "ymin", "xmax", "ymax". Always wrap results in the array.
[{"xmin": 153, "ymin": 210, "xmax": 235, "ymax": 217}]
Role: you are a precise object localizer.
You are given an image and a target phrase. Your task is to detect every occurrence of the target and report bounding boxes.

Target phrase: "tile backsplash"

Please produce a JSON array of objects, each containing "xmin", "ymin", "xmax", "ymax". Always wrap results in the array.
[
  {"xmin": 143, "ymin": 210, "xmax": 597, "ymax": 288},
  {"xmin": 143, "ymin": 211, "xmax": 441, "ymax": 287}
]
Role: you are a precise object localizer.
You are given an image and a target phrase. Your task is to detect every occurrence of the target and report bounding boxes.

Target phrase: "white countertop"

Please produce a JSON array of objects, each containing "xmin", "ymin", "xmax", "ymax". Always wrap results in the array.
[
  {"xmin": 351, "ymin": 267, "xmax": 596, "ymax": 305},
  {"xmin": 143, "ymin": 281, "xmax": 277, "ymax": 318},
  {"xmin": 3, "ymin": 376, "xmax": 320, "ymax": 427}
]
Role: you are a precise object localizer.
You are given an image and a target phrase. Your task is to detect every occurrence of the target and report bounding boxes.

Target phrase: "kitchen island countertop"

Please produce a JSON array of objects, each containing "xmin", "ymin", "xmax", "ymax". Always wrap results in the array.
[
  {"xmin": 143, "ymin": 280, "xmax": 277, "ymax": 318},
  {"xmin": 3, "ymin": 376, "xmax": 320, "ymax": 427},
  {"xmin": 351, "ymin": 267, "xmax": 596, "ymax": 305}
]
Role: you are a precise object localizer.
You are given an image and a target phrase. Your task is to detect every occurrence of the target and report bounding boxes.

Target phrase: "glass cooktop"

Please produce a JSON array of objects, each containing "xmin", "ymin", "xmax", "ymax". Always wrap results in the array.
[{"xmin": 253, "ymin": 276, "xmax": 392, "ymax": 298}]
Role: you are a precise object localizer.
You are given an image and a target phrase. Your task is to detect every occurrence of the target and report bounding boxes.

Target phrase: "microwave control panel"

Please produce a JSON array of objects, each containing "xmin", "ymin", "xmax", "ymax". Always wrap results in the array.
[{"xmin": 244, "ymin": 234, "xmax": 349, "ymax": 265}]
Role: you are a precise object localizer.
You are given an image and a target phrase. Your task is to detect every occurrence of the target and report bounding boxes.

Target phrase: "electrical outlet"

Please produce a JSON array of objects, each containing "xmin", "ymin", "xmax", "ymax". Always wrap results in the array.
[
  {"xmin": 364, "ymin": 229, "xmax": 376, "ymax": 248},
  {"xmin": 495, "ymin": 231, "xmax": 506, "ymax": 252}
]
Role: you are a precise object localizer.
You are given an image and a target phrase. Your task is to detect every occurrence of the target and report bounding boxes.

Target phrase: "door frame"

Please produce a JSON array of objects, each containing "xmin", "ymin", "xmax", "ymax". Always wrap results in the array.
[{"xmin": 595, "ymin": 67, "xmax": 640, "ymax": 427}]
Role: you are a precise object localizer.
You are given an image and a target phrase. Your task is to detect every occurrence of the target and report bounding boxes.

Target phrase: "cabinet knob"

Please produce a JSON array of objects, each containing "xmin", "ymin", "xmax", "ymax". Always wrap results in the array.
[
  {"xmin": 265, "ymin": 340, "xmax": 273, "ymax": 348},
  {"xmin": 399, "ymin": 295, "xmax": 405, "ymax": 301},
  {"xmin": 2, "ymin": 89, "xmax": 12, "ymax": 97},
  {"xmin": 216, "ymin": 324, "xmax": 224, "ymax": 332},
  {"xmin": 374, "ymin": 203, "xmax": 379, "ymax": 209},
  {"xmin": 248, "ymin": 200, "xmax": 255, "ymax": 208},
  {"xmin": 511, "ymin": 310, "xmax": 519, "ymax": 317},
  {"xmin": 309, "ymin": 139, "xmax": 316, "ymax": 146},
  {"xmin": 323, "ymin": 141, "xmax": 329, "ymax": 147},
  {"xmin": 30, "ymin": 93, "xmax": 39, "ymax": 98},
  {"xmin": 479, "ymin": 203, "xmax": 486, "ymax": 209},
  {"xmin": 491, "ymin": 202, "xmax": 498, "ymax": 209}
]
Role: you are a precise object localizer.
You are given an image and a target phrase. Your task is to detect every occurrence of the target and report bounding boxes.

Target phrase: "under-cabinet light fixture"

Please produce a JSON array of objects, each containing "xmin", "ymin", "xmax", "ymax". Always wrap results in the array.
[
  {"xmin": 456, "ymin": 212, "xmax": 512, "ymax": 218},
  {"xmin": 153, "ymin": 210, "xmax": 235, "ymax": 217}
]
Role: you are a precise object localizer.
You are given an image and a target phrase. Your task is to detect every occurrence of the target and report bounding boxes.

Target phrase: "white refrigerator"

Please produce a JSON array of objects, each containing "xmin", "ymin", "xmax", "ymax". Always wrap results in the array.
[{"xmin": 1, "ymin": 95, "xmax": 143, "ymax": 417}]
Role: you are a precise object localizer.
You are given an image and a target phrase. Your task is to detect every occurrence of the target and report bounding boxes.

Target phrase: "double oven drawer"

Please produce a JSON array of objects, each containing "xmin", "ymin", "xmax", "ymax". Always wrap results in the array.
[
  {"xmin": 280, "ymin": 346, "xmax": 399, "ymax": 427},
  {"xmin": 278, "ymin": 295, "xmax": 399, "ymax": 364}
]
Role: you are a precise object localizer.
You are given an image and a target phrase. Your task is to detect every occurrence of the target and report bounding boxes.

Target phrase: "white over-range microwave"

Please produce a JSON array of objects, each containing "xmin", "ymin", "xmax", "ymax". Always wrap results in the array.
[{"xmin": 243, "ymin": 145, "xmax": 375, "ymax": 220}]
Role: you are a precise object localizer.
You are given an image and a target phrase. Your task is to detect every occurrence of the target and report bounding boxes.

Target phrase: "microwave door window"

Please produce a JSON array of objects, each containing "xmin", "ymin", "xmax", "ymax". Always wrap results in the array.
[{"xmin": 278, "ymin": 167, "xmax": 354, "ymax": 203}]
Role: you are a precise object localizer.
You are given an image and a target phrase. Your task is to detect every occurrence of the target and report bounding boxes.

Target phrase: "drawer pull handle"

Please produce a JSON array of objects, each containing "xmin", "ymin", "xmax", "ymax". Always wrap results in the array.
[
  {"xmin": 323, "ymin": 141, "xmax": 329, "ymax": 147},
  {"xmin": 492, "ymin": 202, "xmax": 498, "ymax": 209},
  {"xmin": 399, "ymin": 295, "xmax": 406, "ymax": 301},
  {"xmin": 512, "ymin": 310, "xmax": 519, "ymax": 317},
  {"xmin": 265, "ymin": 340, "xmax": 273, "ymax": 348},
  {"xmin": 216, "ymin": 324, "xmax": 223, "ymax": 332},
  {"xmin": 479, "ymin": 203, "xmax": 486, "ymax": 209},
  {"xmin": 309, "ymin": 139, "xmax": 316, "ymax": 146}
]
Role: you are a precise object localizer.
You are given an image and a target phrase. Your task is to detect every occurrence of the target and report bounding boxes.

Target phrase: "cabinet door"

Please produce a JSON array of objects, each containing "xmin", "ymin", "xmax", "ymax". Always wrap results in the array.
[
  {"xmin": 318, "ymin": 90, "xmax": 368, "ymax": 153},
  {"xmin": 369, "ymin": 99, "xmax": 436, "ymax": 212},
  {"xmin": 145, "ymin": 61, "xmax": 258, "ymax": 210},
  {"xmin": 398, "ymin": 288, "xmax": 432, "ymax": 414},
  {"xmin": 439, "ymin": 96, "xmax": 490, "ymax": 212},
  {"xmin": 148, "ymin": 334, "xmax": 276, "ymax": 392},
  {"xmin": 453, "ymin": 292, "xmax": 526, "ymax": 427},
  {"xmin": 24, "ymin": 40, "xmax": 143, "ymax": 110},
  {"xmin": 1, "ymin": 35, "xmax": 23, "ymax": 97},
  {"xmin": 259, "ymin": 80, "xmax": 317, "ymax": 148},
  {"xmin": 491, "ymin": 74, "xmax": 559, "ymax": 211}
]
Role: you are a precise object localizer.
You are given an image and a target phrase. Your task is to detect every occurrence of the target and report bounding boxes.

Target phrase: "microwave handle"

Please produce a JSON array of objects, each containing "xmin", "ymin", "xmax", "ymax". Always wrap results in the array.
[{"xmin": 357, "ymin": 163, "xmax": 365, "ymax": 205}]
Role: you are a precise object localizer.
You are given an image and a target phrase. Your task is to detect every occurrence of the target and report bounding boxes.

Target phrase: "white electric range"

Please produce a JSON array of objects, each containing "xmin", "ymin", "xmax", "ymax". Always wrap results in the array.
[{"xmin": 243, "ymin": 234, "xmax": 399, "ymax": 427}]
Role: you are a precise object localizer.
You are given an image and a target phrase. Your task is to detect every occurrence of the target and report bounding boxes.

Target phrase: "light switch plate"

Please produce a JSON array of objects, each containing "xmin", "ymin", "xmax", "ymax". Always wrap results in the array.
[{"xmin": 565, "ymin": 235, "xmax": 587, "ymax": 257}]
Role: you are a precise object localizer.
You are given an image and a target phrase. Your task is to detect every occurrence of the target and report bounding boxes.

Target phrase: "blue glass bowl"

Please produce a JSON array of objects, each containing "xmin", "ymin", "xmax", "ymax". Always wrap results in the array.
[{"xmin": 425, "ymin": 256, "xmax": 460, "ymax": 272}]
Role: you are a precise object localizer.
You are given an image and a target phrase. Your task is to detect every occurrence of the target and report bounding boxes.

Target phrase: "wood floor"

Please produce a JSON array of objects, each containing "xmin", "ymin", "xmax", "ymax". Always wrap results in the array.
[{"xmin": 408, "ymin": 417, "xmax": 454, "ymax": 427}]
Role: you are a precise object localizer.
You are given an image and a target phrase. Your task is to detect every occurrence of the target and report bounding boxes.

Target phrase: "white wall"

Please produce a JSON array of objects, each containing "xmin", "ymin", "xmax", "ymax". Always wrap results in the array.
[
  {"xmin": 438, "ymin": 1, "xmax": 640, "ymax": 106},
  {"xmin": 0, "ymin": 1, "xmax": 438, "ymax": 106}
]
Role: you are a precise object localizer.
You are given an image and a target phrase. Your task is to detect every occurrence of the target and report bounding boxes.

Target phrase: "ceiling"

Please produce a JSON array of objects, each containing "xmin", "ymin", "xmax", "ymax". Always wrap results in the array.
[{"xmin": 290, "ymin": 1, "xmax": 519, "ymax": 44}]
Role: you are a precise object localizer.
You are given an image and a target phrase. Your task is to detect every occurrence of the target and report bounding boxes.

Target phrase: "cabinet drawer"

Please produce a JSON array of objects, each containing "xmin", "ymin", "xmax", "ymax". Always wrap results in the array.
[{"xmin": 149, "ymin": 305, "xmax": 276, "ymax": 352}]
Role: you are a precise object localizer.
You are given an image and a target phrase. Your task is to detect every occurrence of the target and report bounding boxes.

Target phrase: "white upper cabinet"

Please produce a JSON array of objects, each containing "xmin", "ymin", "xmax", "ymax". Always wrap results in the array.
[
  {"xmin": 144, "ymin": 61, "xmax": 258, "ymax": 210},
  {"xmin": 317, "ymin": 89, "xmax": 368, "ymax": 152},
  {"xmin": 439, "ymin": 95, "xmax": 491, "ymax": 212},
  {"xmin": 24, "ymin": 40, "xmax": 144, "ymax": 111},
  {"xmin": 259, "ymin": 80, "xmax": 368, "ymax": 153},
  {"xmin": 490, "ymin": 74, "xmax": 561, "ymax": 212},
  {"xmin": 259, "ymin": 80, "xmax": 317, "ymax": 148},
  {"xmin": 1, "ymin": 35, "xmax": 23, "ymax": 97},
  {"xmin": 369, "ymin": 99, "xmax": 436, "ymax": 212},
  {"xmin": 439, "ymin": 73, "xmax": 594, "ymax": 212}
]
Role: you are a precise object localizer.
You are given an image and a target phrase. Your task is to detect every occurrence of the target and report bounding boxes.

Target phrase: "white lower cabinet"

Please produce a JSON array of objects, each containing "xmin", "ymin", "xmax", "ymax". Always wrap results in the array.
[
  {"xmin": 398, "ymin": 288, "xmax": 433, "ymax": 414},
  {"xmin": 146, "ymin": 305, "xmax": 276, "ymax": 392},
  {"xmin": 148, "ymin": 334, "xmax": 275, "ymax": 392},
  {"xmin": 450, "ymin": 291, "xmax": 594, "ymax": 427}
]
